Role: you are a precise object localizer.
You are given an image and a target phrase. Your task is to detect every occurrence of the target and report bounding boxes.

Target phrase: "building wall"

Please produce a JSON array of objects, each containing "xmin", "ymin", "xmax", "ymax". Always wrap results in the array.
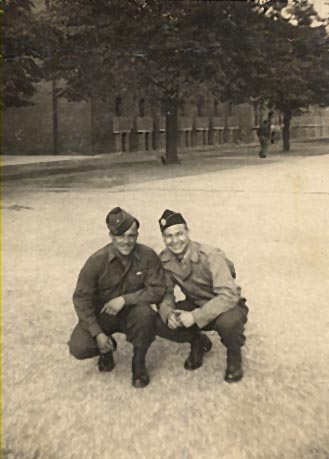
[
  {"xmin": 2, "ymin": 81, "xmax": 329, "ymax": 155},
  {"xmin": 1, "ymin": 80, "xmax": 93, "ymax": 155},
  {"xmin": 57, "ymin": 96, "xmax": 91, "ymax": 154},
  {"xmin": 2, "ymin": 81, "xmax": 53, "ymax": 155},
  {"xmin": 291, "ymin": 107, "xmax": 329, "ymax": 139}
]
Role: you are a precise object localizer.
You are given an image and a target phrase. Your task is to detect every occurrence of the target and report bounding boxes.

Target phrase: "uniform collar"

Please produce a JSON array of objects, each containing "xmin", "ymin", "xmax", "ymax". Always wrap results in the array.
[
  {"xmin": 108, "ymin": 243, "xmax": 140, "ymax": 262},
  {"xmin": 161, "ymin": 241, "xmax": 200, "ymax": 264},
  {"xmin": 187, "ymin": 241, "xmax": 200, "ymax": 263}
]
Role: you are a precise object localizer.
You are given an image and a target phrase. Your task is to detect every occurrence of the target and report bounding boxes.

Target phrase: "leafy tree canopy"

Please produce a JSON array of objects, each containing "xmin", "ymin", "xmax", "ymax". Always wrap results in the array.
[
  {"xmin": 2, "ymin": 0, "xmax": 44, "ymax": 108},
  {"xmin": 3, "ymin": 0, "xmax": 328, "ymax": 155}
]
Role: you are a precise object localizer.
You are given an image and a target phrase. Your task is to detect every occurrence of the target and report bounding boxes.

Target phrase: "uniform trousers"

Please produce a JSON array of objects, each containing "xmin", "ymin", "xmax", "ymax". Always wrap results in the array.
[
  {"xmin": 259, "ymin": 136, "xmax": 270, "ymax": 156},
  {"xmin": 156, "ymin": 298, "xmax": 248, "ymax": 350},
  {"xmin": 69, "ymin": 303, "xmax": 157, "ymax": 360}
]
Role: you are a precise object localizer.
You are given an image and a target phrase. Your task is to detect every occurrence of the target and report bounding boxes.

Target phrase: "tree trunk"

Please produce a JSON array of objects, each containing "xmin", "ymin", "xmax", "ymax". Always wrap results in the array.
[
  {"xmin": 282, "ymin": 111, "xmax": 292, "ymax": 152},
  {"xmin": 52, "ymin": 79, "xmax": 59, "ymax": 155},
  {"xmin": 90, "ymin": 92, "xmax": 96, "ymax": 154},
  {"xmin": 165, "ymin": 101, "xmax": 180, "ymax": 164},
  {"xmin": 46, "ymin": 0, "xmax": 58, "ymax": 155}
]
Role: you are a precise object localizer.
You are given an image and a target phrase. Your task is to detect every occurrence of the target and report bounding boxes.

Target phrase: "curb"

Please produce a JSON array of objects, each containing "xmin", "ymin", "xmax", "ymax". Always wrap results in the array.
[
  {"xmin": 1, "ymin": 144, "xmax": 259, "ymax": 181},
  {"xmin": 1, "ymin": 157, "xmax": 160, "ymax": 181},
  {"xmin": 3, "ymin": 140, "xmax": 327, "ymax": 181}
]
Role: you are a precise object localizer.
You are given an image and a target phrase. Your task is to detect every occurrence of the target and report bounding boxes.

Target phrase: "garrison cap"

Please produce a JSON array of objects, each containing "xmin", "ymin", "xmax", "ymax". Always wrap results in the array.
[
  {"xmin": 159, "ymin": 209, "xmax": 187, "ymax": 233},
  {"xmin": 106, "ymin": 207, "xmax": 139, "ymax": 236}
]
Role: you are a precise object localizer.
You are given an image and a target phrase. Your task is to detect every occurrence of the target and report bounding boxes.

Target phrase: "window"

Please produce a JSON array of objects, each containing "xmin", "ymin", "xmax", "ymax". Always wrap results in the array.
[
  {"xmin": 197, "ymin": 100, "xmax": 204, "ymax": 117},
  {"xmin": 138, "ymin": 98, "xmax": 145, "ymax": 117},
  {"xmin": 115, "ymin": 97, "xmax": 122, "ymax": 116},
  {"xmin": 179, "ymin": 99, "xmax": 186, "ymax": 116},
  {"xmin": 214, "ymin": 100, "xmax": 219, "ymax": 116}
]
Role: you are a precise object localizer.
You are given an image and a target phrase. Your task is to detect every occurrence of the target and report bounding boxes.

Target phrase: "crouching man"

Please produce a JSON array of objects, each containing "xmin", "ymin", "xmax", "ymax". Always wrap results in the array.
[
  {"xmin": 156, "ymin": 209, "xmax": 248, "ymax": 383},
  {"xmin": 68, "ymin": 207, "xmax": 165, "ymax": 388}
]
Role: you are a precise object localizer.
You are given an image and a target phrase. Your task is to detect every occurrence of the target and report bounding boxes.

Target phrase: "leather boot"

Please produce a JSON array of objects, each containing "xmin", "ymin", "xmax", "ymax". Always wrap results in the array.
[
  {"xmin": 98, "ymin": 351, "xmax": 115, "ymax": 372},
  {"xmin": 184, "ymin": 333, "xmax": 211, "ymax": 370},
  {"xmin": 132, "ymin": 347, "xmax": 150, "ymax": 388},
  {"xmin": 200, "ymin": 333, "xmax": 212, "ymax": 352},
  {"xmin": 225, "ymin": 348, "xmax": 243, "ymax": 383},
  {"xmin": 97, "ymin": 337, "xmax": 117, "ymax": 372}
]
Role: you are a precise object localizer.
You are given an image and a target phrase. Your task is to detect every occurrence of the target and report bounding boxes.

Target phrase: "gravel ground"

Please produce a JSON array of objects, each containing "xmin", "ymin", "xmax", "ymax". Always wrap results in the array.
[{"xmin": 2, "ymin": 150, "xmax": 329, "ymax": 459}]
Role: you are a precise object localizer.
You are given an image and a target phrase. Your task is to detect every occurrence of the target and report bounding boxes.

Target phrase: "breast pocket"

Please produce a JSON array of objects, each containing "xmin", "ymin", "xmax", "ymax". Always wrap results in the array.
[
  {"xmin": 126, "ymin": 270, "xmax": 145, "ymax": 290},
  {"xmin": 97, "ymin": 272, "xmax": 123, "ymax": 293}
]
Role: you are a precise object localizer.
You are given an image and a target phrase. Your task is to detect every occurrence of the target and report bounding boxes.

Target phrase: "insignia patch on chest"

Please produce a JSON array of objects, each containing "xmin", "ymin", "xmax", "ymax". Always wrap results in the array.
[{"xmin": 136, "ymin": 271, "xmax": 143, "ymax": 276}]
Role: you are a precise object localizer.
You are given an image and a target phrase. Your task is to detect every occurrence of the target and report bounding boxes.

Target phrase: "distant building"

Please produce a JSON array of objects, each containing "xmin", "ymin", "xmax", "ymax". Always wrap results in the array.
[
  {"xmin": 2, "ymin": 0, "xmax": 329, "ymax": 155},
  {"xmin": 2, "ymin": 78, "xmax": 329, "ymax": 155}
]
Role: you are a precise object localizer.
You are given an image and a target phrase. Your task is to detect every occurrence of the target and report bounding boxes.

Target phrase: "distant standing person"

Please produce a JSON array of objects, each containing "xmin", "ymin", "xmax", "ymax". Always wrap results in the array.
[
  {"xmin": 257, "ymin": 119, "xmax": 271, "ymax": 158},
  {"xmin": 68, "ymin": 207, "xmax": 165, "ymax": 388}
]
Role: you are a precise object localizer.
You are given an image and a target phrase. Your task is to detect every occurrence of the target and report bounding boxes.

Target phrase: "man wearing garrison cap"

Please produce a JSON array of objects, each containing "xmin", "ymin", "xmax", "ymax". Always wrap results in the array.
[
  {"xmin": 156, "ymin": 209, "xmax": 248, "ymax": 383},
  {"xmin": 69, "ymin": 207, "xmax": 165, "ymax": 388}
]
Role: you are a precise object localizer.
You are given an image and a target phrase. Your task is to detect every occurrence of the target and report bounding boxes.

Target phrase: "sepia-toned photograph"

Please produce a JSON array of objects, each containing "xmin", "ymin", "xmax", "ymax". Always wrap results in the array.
[{"xmin": 2, "ymin": 1, "xmax": 329, "ymax": 458}]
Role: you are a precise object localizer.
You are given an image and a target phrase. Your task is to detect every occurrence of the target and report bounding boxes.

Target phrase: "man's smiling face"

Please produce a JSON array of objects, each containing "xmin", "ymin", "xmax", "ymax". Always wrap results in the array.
[
  {"xmin": 111, "ymin": 221, "xmax": 138, "ymax": 256},
  {"xmin": 162, "ymin": 223, "xmax": 190, "ymax": 256}
]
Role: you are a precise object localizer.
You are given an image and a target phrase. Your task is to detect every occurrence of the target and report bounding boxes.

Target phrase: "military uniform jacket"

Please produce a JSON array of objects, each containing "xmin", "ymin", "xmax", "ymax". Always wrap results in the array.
[
  {"xmin": 257, "ymin": 123, "xmax": 271, "ymax": 138},
  {"xmin": 73, "ymin": 243, "xmax": 165, "ymax": 337},
  {"xmin": 158, "ymin": 241, "xmax": 241, "ymax": 329}
]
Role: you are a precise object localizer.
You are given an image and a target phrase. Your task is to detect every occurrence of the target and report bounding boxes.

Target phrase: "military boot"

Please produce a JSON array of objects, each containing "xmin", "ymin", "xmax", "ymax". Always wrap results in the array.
[
  {"xmin": 224, "ymin": 348, "xmax": 243, "ymax": 383},
  {"xmin": 98, "ymin": 351, "xmax": 115, "ymax": 372},
  {"xmin": 132, "ymin": 347, "xmax": 150, "ymax": 388},
  {"xmin": 97, "ymin": 336, "xmax": 117, "ymax": 372},
  {"xmin": 200, "ymin": 333, "xmax": 212, "ymax": 353},
  {"xmin": 184, "ymin": 333, "xmax": 211, "ymax": 370}
]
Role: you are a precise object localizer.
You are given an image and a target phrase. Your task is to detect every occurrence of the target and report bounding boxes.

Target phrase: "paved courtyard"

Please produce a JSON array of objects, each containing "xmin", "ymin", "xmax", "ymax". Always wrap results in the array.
[{"xmin": 2, "ymin": 150, "xmax": 329, "ymax": 459}]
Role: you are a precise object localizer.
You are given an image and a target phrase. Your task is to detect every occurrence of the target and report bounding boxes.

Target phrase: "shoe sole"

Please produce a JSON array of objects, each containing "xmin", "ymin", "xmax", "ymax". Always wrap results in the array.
[
  {"xmin": 98, "ymin": 367, "xmax": 115, "ymax": 372},
  {"xmin": 224, "ymin": 373, "xmax": 243, "ymax": 383},
  {"xmin": 132, "ymin": 379, "xmax": 150, "ymax": 388},
  {"xmin": 184, "ymin": 361, "xmax": 203, "ymax": 371}
]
